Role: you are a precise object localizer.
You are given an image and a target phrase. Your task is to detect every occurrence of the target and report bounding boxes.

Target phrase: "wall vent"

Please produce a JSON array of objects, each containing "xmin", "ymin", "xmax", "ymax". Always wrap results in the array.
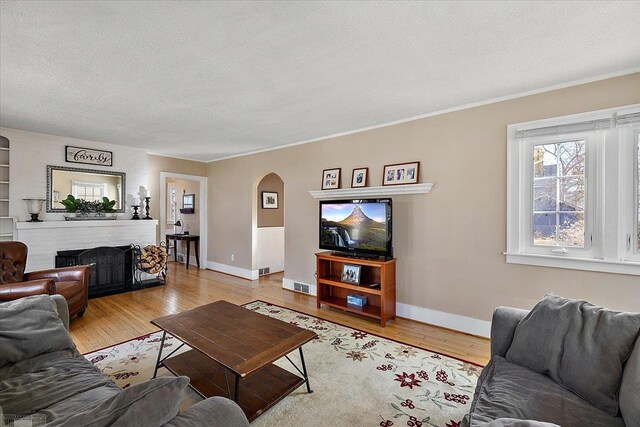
[
  {"xmin": 258, "ymin": 267, "xmax": 270, "ymax": 276},
  {"xmin": 293, "ymin": 282, "xmax": 310, "ymax": 293}
]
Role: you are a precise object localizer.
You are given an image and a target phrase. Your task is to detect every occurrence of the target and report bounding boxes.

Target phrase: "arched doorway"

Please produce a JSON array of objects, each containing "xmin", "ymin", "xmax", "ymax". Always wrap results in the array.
[{"xmin": 255, "ymin": 173, "xmax": 284, "ymax": 277}]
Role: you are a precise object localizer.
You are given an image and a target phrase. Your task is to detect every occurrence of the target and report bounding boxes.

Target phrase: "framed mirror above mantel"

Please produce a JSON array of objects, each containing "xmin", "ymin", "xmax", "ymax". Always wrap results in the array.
[{"xmin": 46, "ymin": 165, "xmax": 126, "ymax": 213}]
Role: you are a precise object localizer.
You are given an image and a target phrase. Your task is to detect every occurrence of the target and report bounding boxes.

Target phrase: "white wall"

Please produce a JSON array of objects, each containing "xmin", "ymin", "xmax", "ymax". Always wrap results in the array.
[
  {"xmin": 256, "ymin": 226, "xmax": 284, "ymax": 273},
  {"xmin": 207, "ymin": 73, "xmax": 640, "ymax": 337},
  {"xmin": 1, "ymin": 127, "xmax": 148, "ymax": 221}
]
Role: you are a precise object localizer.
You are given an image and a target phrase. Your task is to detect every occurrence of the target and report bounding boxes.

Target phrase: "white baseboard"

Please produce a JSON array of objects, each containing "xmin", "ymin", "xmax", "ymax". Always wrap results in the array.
[
  {"xmin": 259, "ymin": 264, "xmax": 284, "ymax": 274},
  {"xmin": 282, "ymin": 277, "xmax": 317, "ymax": 295},
  {"xmin": 397, "ymin": 303, "xmax": 491, "ymax": 338},
  {"xmin": 282, "ymin": 277, "xmax": 491, "ymax": 338},
  {"xmin": 176, "ymin": 253, "xmax": 201, "ymax": 268},
  {"xmin": 283, "ymin": 277, "xmax": 490, "ymax": 337},
  {"xmin": 206, "ymin": 261, "xmax": 259, "ymax": 280}
]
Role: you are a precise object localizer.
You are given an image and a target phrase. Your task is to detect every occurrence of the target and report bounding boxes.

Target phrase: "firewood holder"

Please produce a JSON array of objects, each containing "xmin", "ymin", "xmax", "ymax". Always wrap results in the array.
[{"xmin": 131, "ymin": 241, "xmax": 167, "ymax": 288}]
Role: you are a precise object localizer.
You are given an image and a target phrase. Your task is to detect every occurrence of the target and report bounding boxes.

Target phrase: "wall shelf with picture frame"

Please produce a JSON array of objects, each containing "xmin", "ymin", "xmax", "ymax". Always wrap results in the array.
[{"xmin": 308, "ymin": 183, "xmax": 433, "ymax": 200}]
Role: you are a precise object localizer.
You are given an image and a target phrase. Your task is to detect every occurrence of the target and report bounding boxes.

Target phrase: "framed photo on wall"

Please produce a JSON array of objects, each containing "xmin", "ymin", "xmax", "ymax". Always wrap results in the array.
[
  {"xmin": 261, "ymin": 191, "xmax": 278, "ymax": 209},
  {"xmin": 351, "ymin": 167, "xmax": 368, "ymax": 188},
  {"xmin": 341, "ymin": 264, "xmax": 361, "ymax": 285},
  {"xmin": 180, "ymin": 194, "xmax": 195, "ymax": 214},
  {"xmin": 321, "ymin": 168, "xmax": 341, "ymax": 190},
  {"xmin": 382, "ymin": 161, "xmax": 420, "ymax": 186}
]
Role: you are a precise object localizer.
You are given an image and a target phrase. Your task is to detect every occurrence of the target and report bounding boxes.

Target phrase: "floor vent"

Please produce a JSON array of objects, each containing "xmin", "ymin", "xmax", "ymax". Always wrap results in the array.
[
  {"xmin": 293, "ymin": 282, "xmax": 310, "ymax": 293},
  {"xmin": 258, "ymin": 267, "xmax": 270, "ymax": 276}
]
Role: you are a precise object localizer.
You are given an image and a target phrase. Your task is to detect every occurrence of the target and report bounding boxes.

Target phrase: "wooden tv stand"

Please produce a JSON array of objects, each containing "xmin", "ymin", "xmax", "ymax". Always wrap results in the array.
[{"xmin": 315, "ymin": 252, "xmax": 396, "ymax": 327}]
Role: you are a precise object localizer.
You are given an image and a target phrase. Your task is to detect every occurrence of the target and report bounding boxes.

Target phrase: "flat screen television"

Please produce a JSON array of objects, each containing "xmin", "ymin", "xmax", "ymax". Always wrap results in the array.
[{"xmin": 319, "ymin": 198, "xmax": 392, "ymax": 258}]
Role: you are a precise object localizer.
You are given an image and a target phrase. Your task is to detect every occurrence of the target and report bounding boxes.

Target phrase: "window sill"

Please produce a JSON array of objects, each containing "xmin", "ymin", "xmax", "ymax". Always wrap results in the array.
[{"xmin": 504, "ymin": 252, "xmax": 640, "ymax": 276}]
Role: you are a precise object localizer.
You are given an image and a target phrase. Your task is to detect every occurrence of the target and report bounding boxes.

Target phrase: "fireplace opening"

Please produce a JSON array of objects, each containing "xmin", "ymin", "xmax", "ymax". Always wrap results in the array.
[{"xmin": 55, "ymin": 245, "xmax": 164, "ymax": 298}]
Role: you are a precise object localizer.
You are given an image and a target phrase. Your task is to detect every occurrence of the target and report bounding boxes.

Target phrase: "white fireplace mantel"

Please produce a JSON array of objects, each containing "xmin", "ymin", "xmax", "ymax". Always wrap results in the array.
[
  {"xmin": 15, "ymin": 220, "xmax": 158, "ymax": 271},
  {"xmin": 16, "ymin": 219, "xmax": 159, "ymax": 230}
]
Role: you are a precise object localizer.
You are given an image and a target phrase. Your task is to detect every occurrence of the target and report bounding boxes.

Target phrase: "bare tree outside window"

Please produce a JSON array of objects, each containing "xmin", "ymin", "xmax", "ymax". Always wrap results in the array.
[{"xmin": 533, "ymin": 140, "xmax": 586, "ymax": 247}]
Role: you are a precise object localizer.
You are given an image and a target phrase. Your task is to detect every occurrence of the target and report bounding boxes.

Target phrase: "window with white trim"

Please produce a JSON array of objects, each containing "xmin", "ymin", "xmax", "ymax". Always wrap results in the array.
[
  {"xmin": 636, "ymin": 131, "xmax": 640, "ymax": 251},
  {"xmin": 167, "ymin": 185, "xmax": 176, "ymax": 224},
  {"xmin": 506, "ymin": 104, "xmax": 640, "ymax": 275},
  {"xmin": 633, "ymin": 127, "xmax": 640, "ymax": 254}
]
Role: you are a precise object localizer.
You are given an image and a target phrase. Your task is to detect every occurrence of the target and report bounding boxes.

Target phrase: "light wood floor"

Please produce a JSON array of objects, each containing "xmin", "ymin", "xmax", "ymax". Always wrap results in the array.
[{"xmin": 70, "ymin": 263, "xmax": 490, "ymax": 365}]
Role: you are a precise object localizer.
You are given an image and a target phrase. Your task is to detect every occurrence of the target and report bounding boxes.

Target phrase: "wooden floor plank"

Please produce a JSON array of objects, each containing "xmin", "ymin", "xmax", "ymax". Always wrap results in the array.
[{"xmin": 71, "ymin": 263, "xmax": 490, "ymax": 365}]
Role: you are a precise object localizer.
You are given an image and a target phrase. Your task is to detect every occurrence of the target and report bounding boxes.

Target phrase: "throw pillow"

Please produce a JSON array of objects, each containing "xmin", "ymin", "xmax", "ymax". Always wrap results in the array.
[
  {"xmin": 0, "ymin": 295, "xmax": 75, "ymax": 368},
  {"xmin": 505, "ymin": 295, "xmax": 640, "ymax": 416},
  {"xmin": 619, "ymin": 337, "xmax": 640, "ymax": 427},
  {"xmin": 51, "ymin": 376, "xmax": 189, "ymax": 427}
]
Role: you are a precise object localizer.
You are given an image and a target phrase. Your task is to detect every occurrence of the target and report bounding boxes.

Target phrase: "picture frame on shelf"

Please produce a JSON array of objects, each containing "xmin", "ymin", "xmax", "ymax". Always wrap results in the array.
[
  {"xmin": 261, "ymin": 191, "xmax": 278, "ymax": 209},
  {"xmin": 382, "ymin": 161, "xmax": 420, "ymax": 186},
  {"xmin": 321, "ymin": 168, "xmax": 341, "ymax": 190},
  {"xmin": 351, "ymin": 167, "xmax": 368, "ymax": 188},
  {"xmin": 341, "ymin": 264, "xmax": 361, "ymax": 285}
]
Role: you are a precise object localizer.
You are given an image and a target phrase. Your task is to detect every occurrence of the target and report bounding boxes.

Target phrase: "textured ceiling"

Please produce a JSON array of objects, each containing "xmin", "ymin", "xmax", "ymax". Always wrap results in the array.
[{"xmin": 1, "ymin": 1, "xmax": 639, "ymax": 162}]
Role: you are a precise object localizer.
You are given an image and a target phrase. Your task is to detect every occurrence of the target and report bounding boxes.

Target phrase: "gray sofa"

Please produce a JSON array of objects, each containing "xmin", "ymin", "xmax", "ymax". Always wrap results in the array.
[
  {"xmin": 463, "ymin": 296, "xmax": 640, "ymax": 427},
  {"xmin": 0, "ymin": 295, "xmax": 250, "ymax": 427}
]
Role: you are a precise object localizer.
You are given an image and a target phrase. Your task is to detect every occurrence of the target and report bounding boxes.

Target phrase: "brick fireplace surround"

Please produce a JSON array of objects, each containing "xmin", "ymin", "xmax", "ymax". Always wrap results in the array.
[{"xmin": 15, "ymin": 220, "xmax": 158, "ymax": 272}]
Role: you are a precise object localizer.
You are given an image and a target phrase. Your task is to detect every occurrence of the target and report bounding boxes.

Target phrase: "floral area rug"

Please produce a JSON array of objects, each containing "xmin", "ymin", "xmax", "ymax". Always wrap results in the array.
[{"xmin": 84, "ymin": 301, "xmax": 482, "ymax": 427}]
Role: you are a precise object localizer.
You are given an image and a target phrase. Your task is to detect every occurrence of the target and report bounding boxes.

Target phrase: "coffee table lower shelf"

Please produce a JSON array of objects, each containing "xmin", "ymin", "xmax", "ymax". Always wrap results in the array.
[{"xmin": 163, "ymin": 349, "xmax": 306, "ymax": 422}]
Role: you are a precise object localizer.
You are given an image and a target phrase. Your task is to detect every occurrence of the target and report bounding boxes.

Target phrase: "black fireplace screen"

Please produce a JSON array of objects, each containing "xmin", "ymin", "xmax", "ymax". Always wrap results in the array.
[{"xmin": 56, "ymin": 246, "xmax": 133, "ymax": 298}]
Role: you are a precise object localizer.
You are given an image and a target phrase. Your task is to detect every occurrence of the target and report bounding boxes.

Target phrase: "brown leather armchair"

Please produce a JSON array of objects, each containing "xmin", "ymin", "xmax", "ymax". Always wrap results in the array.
[{"xmin": 0, "ymin": 241, "xmax": 89, "ymax": 318}]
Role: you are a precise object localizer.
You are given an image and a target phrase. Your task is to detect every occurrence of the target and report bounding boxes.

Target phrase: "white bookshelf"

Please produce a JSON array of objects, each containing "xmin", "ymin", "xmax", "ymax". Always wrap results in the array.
[{"xmin": 0, "ymin": 136, "xmax": 14, "ymax": 241}]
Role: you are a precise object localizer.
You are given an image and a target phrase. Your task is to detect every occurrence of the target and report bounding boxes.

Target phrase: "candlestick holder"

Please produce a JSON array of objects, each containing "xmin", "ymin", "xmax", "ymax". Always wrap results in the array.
[
  {"xmin": 143, "ymin": 197, "xmax": 153, "ymax": 220},
  {"xmin": 131, "ymin": 205, "xmax": 141, "ymax": 220}
]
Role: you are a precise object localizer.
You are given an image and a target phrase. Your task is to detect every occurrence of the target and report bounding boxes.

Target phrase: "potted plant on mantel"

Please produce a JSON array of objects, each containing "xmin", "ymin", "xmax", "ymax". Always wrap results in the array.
[
  {"xmin": 100, "ymin": 197, "xmax": 117, "ymax": 216},
  {"xmin": 60, "ymin": 195, "xmax": 117, "ymax": 221}
]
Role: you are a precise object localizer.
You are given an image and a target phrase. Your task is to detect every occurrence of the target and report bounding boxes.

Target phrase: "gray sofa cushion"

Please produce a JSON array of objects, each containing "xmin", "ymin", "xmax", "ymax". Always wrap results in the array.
[
  {"xmin": 0, "ymin": 349, "xmax": 117, "ymax": 415},
  {"xmin": 46, "ymin": 376, "xmax": 189, "ymax": 426},
  {"xmin": 0, "ymin": 296, "xmax": 75, "ymax": 368},
  {"xmin": 469, "ymin": 356, "xmax": 625, "ymax": 427},
  {"xmin": 162, "ymin": 397, "xmax": 250, "ymax": 427},
  {"xmin": 482, "ymin": 419, "xmax": 560, "ymax": 427},
  {"xmin": 620, "ymin": 337, "xmax": 640, "ymax": 427},
  {"xmin": 490, "ymin": 307, "xmax": 528, "ymax": 359},
  {"xmin": 505, "ymin": 295, "xmax": 640, "ymax": 416}
]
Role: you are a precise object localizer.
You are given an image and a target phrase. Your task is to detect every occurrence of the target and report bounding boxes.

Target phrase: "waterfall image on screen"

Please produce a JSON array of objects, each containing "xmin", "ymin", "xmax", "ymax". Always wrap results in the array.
[{"xmin": 320, "ymin": 202, "xmax": 388, "ymax": 252}]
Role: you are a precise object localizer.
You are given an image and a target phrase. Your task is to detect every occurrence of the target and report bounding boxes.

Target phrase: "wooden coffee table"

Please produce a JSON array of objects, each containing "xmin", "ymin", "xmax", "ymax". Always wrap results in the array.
[{"xmin": 151, "ymin": 300, "xmax": 317, "ymax": 421}]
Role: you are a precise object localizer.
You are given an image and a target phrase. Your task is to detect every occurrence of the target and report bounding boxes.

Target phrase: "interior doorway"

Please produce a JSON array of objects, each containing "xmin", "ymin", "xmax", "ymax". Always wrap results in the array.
[
  {"xmin": 255, "ymin": 173, "xmax": 284, "ymax": 276},
  {"xmin": 159, "ymin": 172, "xmax": 208, "ymax": 269}
]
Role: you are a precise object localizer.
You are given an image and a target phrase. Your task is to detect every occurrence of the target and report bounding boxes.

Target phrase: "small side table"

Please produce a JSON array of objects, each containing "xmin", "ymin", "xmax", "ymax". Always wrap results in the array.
[{"xmin": 165, "ymin": 234, "xmax": 200, "ymax": 269}]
